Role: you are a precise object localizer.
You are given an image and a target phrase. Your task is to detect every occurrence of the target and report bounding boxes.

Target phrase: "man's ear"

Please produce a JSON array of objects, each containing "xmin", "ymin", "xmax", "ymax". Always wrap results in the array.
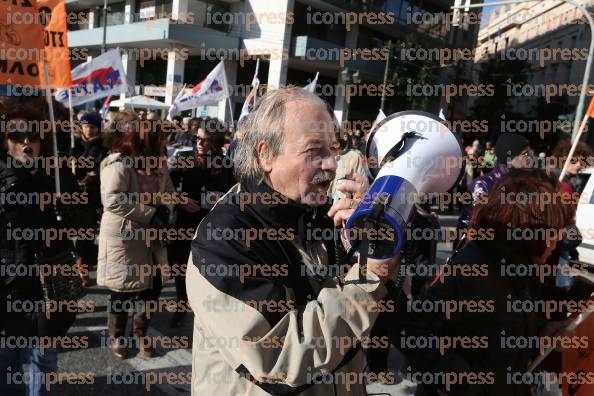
[{"xmin": 257, "ymin": 141, "xmax": 273, "ymax": 173}]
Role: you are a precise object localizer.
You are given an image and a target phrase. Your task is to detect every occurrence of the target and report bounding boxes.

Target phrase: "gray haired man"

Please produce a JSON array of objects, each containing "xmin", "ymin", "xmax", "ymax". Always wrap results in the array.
[{"xmin": 186, "ymin": 87, "xmax": 398, "ymax": 395}]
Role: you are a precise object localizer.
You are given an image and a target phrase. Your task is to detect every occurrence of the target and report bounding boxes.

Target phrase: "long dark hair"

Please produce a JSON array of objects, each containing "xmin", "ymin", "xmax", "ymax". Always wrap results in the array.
[
  {"xmin": 110, "ymin": 120, "xmax": 167, "ymax": 165},
  {"xmin": 0, "ymin": 96, "xmax": 68, "ymax": 159}
]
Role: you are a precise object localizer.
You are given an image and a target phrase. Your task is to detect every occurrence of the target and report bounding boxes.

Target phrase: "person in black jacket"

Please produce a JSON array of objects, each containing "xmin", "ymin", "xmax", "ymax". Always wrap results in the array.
[
  {"xmin": 184, "ymin": 87, "xmax": 401, "ymax": 395},
  {"xmin": 393, "ymin": 169, "xmax": 574, "ymax": 396},
  {"xmin": 70, "ymin": 112, "xmax": 109, "ymax": 286},
  {"xmin": 0, "ymin": 97, "xmax": 87, "ymax": 396},
  {"xmin": 167, "ymin": 117, "xmax": 235, "ymax": 327}
]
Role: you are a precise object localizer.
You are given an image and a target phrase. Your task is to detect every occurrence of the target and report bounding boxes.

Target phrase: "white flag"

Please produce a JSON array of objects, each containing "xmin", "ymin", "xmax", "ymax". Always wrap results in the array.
[
  {"xmin": 174, "ymin": 61, "xmax": 230, "ymax": 112},
  {"xmin": 371, "ymin": 109, "xmax": 387, "ymax": 130},
  {"xmin": 439, "ymin": 108, "xmax": 446, "ymax": 121},
  {"xmin": 238, "ymin": 59, "xmax": 260, "ymax": 125},
  {"xmin": 167, "ymin": 84, "xmax": 186, "ymax": 121},
  {"xmin": 303, "ymin": 72, "xmax": 319, "ymax": 93},
  {"xmin": 55, "ymin": 49, "xmax": 128, "ymax": 106}
]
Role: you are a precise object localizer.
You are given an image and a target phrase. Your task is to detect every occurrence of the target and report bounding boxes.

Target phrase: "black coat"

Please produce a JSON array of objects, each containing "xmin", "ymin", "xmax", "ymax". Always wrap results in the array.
[
  {"xmin": 168, "ymin": 158, "xmax": 235, "ymax": 263},
  {"xmin": 0, "ymin": 156, "xmax": 85, "ymax": 336},
  {"xmin": 70, "ymin": 135, "xmax": 108, "ymax": 210},
  {"xmin": 393, "ymin": 240, "xmax": 549, "ymax": 396}
]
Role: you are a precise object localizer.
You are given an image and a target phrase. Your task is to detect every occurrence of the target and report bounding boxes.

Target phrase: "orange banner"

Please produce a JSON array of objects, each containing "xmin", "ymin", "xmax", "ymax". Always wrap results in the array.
[
  {"xmin": 586, "ymin": 96, "xmax": 594, "ymax": 119},
  {"xmin": 38, "ymin": 0, "xmax": 72, "ymax": 88},
  {"xmin": 0, "ymin": 1, "xmax": 45, "ymax": 87},
  {"xmin": 562, "ymin": 311, "xmax": 594, "ymax": 396}
]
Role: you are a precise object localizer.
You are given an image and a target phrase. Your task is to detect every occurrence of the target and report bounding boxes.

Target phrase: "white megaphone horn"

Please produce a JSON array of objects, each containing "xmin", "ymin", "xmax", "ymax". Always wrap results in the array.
[{"xmin": 345, "ymin": 111, "xmax": 464, "ymax": 259}]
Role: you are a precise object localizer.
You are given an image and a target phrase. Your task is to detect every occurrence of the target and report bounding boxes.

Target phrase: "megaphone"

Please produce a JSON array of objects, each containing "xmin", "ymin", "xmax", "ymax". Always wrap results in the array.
[{"xmin": 345, "ymin": 111, "xmax": 464, "ymax": 259}]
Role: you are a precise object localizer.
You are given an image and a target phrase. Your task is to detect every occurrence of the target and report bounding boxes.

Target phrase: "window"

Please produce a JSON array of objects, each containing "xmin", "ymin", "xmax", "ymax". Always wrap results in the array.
[
  {"xmin": 68, "ymin": 10, "xmax": 89, "ymax": 30},
  {"xmin": 95, "ymin": 1, "xmax": 125, "ymax": 26},
  {"xmin": 133, "ymin": 0, "xmax": 172, "ymax": 23},
  {"xmin": 205, "ymin": 1, "xmax": 231, "ymax": 32},
  {"xmin": 398, "ymin": 0, "xmax": 409, "ymax": 23}
]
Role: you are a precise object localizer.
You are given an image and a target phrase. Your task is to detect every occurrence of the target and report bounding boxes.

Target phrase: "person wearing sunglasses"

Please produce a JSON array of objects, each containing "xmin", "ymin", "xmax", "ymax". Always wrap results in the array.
[
  {"xmin": 167, "ymin": 117, "xmax": 235, "ymax": 328},
  {"xmin": 0, "ymin": 96, "xmax": 87, "ymax": 396}
]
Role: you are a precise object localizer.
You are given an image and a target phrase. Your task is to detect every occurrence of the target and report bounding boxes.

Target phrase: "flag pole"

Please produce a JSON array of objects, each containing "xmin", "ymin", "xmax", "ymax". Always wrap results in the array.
[
  {"xmin": 43, "ymin": 63, "xmax": 63, "ymax": 219},
  {"xmin": 227, "ymin": 97, "xmax": 234, "ymax": 129},
  {"xmin": 68, "ymin": 89, "xmax": 76, "ymax": 175}
]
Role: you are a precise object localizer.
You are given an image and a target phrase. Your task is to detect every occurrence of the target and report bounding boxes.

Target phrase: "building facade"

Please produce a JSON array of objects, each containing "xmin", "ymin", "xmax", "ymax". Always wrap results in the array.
[
  {"xmin": 474, "ymin": 0, "xmax": 594, "ymax": 121},
  {"xmin": 65, "ymin": 0, "xmax": 478, "ymax": 127}
]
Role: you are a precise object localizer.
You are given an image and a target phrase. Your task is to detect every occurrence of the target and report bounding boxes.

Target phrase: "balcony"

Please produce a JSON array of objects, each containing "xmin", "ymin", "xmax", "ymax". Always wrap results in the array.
[
  {"xmin": 67, "ymin": 18, "xmax": 239, "ymax": 50},
  {"xmin": 290, "ymin": 35, "xmax": 385, "ymax": 78}
]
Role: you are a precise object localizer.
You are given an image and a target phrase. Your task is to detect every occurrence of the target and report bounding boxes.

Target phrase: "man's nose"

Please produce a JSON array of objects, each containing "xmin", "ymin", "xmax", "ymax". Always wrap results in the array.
[{"xmin": 321, "ymin": 154, "xmax": 337, "ymax": 173}]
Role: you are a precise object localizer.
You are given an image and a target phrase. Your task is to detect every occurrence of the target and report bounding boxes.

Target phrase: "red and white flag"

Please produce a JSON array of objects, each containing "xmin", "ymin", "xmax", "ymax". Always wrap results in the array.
[
  {"xmin": 173, "ymin": 61, "xmax": 230, "ymax": 112},
  {"xmin": 166, "ymin": 84, "xmax": 186, "ymax": 121},
  {"xmin": 238, "ymin": 59, "xmax": 260, "ymax": 125},
  {"xmin": 99, "ymin": 95, "xmax": 112, "ymax": 119},
  {"xmin": 55, "ymin": 49, "xmax": 127, "ymax": 106}
]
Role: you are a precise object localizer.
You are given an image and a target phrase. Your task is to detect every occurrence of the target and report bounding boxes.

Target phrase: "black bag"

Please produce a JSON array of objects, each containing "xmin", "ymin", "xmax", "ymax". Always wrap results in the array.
[{"xmin": 37, "ymin": 250, "xmax": 85, "ymax": 302}]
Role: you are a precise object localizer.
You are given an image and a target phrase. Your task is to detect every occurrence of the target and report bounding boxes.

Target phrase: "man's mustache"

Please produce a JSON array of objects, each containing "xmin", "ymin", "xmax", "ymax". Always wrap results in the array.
[{"xmin": 310, "ymin": 172, "xmax": 334, "ymax": 184}]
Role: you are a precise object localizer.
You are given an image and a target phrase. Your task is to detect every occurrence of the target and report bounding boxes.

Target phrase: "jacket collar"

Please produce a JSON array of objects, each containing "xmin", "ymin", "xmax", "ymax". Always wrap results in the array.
[
  {"xmin": 241, "ymin": 180, "xmax": 332, "ymax": 236},
  {"xmin": 81, "ymin": 134, "xmax": 102, "ymax": 144}
]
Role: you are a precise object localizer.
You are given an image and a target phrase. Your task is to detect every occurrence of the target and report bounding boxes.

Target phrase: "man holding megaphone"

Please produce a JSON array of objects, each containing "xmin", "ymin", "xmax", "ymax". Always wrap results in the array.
[{"xmin": 185, "ymin": 87, "xmax": 401, "ymax": 396}]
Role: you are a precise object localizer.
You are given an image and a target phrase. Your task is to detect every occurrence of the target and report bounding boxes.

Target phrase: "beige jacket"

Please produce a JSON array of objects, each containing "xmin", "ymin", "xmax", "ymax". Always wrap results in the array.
[
  {"xmin": 186, "ymin": 183, "xmax": 390, "ymax": 395},
  {"xmin": 97, "ymin": 153, "xmax": 175, "ymax": 292}
]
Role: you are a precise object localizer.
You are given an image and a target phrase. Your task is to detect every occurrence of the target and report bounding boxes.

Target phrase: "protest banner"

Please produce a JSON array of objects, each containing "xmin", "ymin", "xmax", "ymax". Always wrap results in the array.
[
  {"xmin": 55, "ymin": 48, "xmax": 127, "ymax": 106},
  {"xmin": 37, "ymin": 0, "xmax": 72, "ymax": 88},
  {"xmin": 0, "ymin": 0, "xmax": 44, "ymax": 87}
]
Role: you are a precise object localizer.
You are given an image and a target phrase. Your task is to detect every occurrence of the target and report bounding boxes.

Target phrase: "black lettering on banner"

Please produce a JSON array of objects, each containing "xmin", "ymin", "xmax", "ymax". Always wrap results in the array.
[
  {"xmin": 0, "ymin": 60, "xmax": 39, "ymax": 77},
  {"xmin": 44, "ymin": 31, "xmax": 65, "ymax": 47},
  {"xmin": 2, "ymin": 0, "xmax": 34, "ymax": 7}
]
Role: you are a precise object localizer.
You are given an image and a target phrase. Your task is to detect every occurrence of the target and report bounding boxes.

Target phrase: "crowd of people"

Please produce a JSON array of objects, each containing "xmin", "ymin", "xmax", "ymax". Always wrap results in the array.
[
  {"xmin": 0, "ymin": 96, "xmax": 237, "ymax": 394},
  {"xmin": 0, "ymin": 90, "xmax": 593, "ymax": 396}
]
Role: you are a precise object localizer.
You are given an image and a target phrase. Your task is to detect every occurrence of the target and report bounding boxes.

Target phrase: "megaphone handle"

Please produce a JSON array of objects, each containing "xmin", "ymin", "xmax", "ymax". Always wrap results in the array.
[
  {"xmin": 358, "ymin": 201, "xmax": 389, "ymax": 283},
  {"xmin": 359, "ymin": 231, "xmax": 369, "ymax": 283}
]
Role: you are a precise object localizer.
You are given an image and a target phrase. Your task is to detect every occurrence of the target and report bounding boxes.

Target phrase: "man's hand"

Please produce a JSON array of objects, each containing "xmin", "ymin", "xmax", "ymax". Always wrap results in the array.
[
  {"xmin": 328, "ymin": 174, "xmax": 398, "ymax": 283},
  {"xmin": 367, "ymin": 254, "xmax": 400, "ymax": 284},
  {"xmin": 327, "ymin": 173, "xmax": 368, "ymax": 227}
]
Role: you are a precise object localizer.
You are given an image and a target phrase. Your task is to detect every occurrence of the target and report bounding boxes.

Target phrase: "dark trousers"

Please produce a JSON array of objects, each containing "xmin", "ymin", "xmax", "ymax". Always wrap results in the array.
[{"xmin": 107, "ymin": 268, "xmax": 163, "ymax": 340}]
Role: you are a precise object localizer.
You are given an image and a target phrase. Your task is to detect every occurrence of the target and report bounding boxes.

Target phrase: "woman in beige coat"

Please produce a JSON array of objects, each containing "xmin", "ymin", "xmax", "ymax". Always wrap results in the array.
[{"xmin": 98, "ymin": 119, "xmax": 175, "ymax": 359}]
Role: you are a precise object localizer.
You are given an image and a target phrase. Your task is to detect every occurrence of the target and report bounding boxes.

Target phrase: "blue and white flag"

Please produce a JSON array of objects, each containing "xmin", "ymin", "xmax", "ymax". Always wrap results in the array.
[{"xmin": 55, "ymin": 49, "xmax": 128, "ymax": 106}]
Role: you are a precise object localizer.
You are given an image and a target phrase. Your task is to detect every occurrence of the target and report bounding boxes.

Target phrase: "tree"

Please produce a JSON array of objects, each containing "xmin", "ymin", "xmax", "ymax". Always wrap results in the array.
[
  {"xmin": 470, "ymin": 56, "xmax": 532, "ymax": 142},
  {"xmin": 389, "ymin": 35, "xmax": 440, "ymax": 113}
]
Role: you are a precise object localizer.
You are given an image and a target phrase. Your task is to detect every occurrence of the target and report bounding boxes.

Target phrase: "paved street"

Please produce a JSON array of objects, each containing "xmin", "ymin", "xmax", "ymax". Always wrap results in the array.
[{"xmin": 54, "ymin": 215, "xmax": 458, "ymax": 396}]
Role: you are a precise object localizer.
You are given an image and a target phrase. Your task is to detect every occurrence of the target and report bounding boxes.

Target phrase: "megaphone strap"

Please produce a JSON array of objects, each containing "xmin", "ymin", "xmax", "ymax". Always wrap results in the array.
[{"xmin": 377, "ymin": 131, "xmax": 423, "ymax": 173}]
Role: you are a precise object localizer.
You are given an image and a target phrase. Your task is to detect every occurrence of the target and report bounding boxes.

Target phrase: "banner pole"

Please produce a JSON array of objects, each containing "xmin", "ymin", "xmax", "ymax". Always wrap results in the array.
[
  {"xmin": 43, "ymin": 63, "xmax": 63, "ymax": 219},
  {"xmin": 68, "ymin": 90, "xmax": 76, "ymax": 175},
  {"xmin": 227, "ymin": 97, "xmax": 234, "ymax": 130}
]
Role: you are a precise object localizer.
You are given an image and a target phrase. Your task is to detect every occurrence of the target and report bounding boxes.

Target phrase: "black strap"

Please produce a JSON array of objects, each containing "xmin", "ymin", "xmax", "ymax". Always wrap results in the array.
[{"xmin": 375, "ymin": 131, "xmax": 424, "ymax": 174}]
